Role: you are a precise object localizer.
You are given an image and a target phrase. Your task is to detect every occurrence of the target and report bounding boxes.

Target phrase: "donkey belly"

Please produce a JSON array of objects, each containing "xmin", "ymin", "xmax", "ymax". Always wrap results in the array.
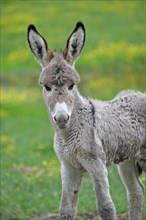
[
  {"xmin": 98, "ymin": 117, "xmax": 145, "ymax": 166},
  {"xmin": 113, "ymin": 145, "xmax": 139, "ymax": 164},
  {"xmin": 104, "ymin": 137, "xmax": 142, "ymax": 166},
  {"xmin": 105, "ymin": 127, "xmax": 145, "ymax": 165}
]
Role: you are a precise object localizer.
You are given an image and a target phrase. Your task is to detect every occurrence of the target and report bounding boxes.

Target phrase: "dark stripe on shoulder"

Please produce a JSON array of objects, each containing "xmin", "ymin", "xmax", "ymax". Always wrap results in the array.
[{"xmin": 88, "ymin": 99, "xmax": 96, "ymax": 127}]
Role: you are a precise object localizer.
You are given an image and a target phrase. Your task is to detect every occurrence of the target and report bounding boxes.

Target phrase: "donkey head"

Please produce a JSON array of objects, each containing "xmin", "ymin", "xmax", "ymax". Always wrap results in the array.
[{"xmin": 27, "ymin": 22, "xmax": 85, "ymax": 129}]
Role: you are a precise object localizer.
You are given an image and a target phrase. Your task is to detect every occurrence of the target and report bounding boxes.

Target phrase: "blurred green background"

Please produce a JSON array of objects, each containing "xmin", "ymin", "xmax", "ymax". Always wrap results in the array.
[{"xmin": 1, "ymin": 0, "xmax": 146, "ymax": 219}]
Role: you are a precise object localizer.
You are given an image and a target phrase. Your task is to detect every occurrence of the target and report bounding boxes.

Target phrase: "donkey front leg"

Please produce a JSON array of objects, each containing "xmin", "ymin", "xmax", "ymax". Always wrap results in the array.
[
  {"xmin": 78, "ymin": 155, "xmax": 116, "ymax": 220},
  {"xmin": 60, "ymin": 162, "xmax": 83, "ymax": 220},
  {"xmin": 118, "ymin": 159, "xmax": 144, "ymax": 220}
]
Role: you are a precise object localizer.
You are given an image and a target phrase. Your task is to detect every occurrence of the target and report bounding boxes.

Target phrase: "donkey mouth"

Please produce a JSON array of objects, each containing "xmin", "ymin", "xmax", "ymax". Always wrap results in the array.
[
  {"xmin": 54, "ymin": 118, "xmax": 69, "ymax": 129},
  {"xmin": 56, "ymin": 122, "xmax": 68, "ymax": 129}
]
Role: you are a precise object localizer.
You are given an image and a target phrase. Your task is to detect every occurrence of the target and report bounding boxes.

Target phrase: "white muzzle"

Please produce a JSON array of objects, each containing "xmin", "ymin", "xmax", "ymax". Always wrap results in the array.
[{"xmin": 52, "ymin": 102, "xmax": 71, "ymax": 129}]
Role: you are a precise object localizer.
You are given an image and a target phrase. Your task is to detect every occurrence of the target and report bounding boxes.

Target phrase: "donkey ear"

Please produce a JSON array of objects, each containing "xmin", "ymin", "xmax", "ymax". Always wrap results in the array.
[
  {"xmin": 27, "ymin": 25, "xmax": 53, "ymax": 67},
  {"xmin": 63, "ymin": 22, "xmax": 86, "ymax": 65}
]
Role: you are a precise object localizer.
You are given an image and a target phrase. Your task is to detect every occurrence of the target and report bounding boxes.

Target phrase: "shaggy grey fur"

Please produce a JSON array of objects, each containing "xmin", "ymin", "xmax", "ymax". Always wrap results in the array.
[{"xmin": 27, "ymin": 22, "xmax": 146, "ymax": 220}]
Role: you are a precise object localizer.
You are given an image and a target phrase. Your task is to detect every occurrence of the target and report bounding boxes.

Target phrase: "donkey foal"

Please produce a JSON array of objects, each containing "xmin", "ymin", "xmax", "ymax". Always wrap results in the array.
[{"xmin": 27, "ymin": 22, "xmax": 146, "ymax": 220}]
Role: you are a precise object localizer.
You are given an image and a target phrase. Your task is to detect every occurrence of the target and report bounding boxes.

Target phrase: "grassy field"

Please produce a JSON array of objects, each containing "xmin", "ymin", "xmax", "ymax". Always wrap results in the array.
[{"xmin": 1, "ymin": 1, "xmax": 146, "ymax": 220}]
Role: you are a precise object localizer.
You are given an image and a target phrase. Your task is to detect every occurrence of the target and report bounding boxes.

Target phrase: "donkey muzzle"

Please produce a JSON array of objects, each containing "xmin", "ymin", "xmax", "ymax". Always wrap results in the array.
[
  {"xmin": 53, "ymin": 102, "xmax": 71, "ymax": 129},
  {"xmin": 54, "ymin": 113, "xmax": 69, "ymax": 129}
]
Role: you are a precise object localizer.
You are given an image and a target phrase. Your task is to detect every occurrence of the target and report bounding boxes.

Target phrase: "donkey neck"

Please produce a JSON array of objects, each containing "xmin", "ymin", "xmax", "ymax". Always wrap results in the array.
[{"xmin": 55, "ymin": 88, "xmax": 94, "ymax": 142}]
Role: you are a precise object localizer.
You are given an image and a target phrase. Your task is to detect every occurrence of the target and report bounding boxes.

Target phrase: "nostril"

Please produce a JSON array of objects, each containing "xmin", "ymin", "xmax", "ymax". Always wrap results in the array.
[
  {"xmin": 54, "ymin": 116, "xmax": 57, "ymax": 122},
  {"xmin": 66, "ymin": 115, "xmax": 69, "ymax": 121}
]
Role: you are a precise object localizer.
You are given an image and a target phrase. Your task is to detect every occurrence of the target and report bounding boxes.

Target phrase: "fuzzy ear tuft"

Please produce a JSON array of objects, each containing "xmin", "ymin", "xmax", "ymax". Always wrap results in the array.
[
  {"xmin": 27, "ymin": 25, "xmax": 53, "ymax": 67},
  {"xmin": 63, "ymin": 21, "xmax": 86, "ymax": 65}
]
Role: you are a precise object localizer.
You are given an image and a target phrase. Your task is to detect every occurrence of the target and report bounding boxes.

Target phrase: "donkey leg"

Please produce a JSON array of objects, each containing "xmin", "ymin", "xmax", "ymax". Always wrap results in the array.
[
  {"xmin": 118, "ymin": 159, "xmax": 144, "ymax": 220},
  {"xmin": 60, "ymin": 162, "xmax": 83, "ymax": 220},
  {"xmin": 78, "ymin": 156, "xmax": 116, "ymax": 220}
]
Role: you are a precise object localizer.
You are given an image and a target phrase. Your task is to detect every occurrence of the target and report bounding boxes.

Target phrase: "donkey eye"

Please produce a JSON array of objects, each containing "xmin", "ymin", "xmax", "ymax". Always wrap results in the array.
[
  {"xmin": 44, "ymin": 85, "xmax": 51, "ymax": 92},
  {"xmin": 68, "ymin": 84, "xmax": 74, "ymax": 90}
]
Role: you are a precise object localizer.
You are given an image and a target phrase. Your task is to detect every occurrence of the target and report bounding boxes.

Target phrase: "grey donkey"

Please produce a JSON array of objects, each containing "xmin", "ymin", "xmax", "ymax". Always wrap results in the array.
[{"xmin": 27, "ymin": 22, "xmax": 146, "ymax": 220}]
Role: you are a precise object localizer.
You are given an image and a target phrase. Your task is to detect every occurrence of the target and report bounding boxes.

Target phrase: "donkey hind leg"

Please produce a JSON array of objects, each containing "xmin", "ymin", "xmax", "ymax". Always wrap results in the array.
[
  {"xmin": 118, "ymin": 159, "xmax": 144, "ymax": 220},
  {"xmin": 60, "ymin": 162, "xmax": 83, "ymax": 220}
]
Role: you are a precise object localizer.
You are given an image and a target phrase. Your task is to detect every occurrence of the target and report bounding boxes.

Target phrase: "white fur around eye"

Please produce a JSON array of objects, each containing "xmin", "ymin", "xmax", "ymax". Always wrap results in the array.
[{"xmin": 43, "ymin": 86, "xmax": 52, "ymax": 100}]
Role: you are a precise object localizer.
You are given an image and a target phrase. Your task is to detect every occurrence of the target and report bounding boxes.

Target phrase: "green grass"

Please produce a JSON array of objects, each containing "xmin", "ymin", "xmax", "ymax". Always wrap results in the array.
[{"xmin": 1, "ymin": 1, "xmax": 146, "ymax": 219}]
